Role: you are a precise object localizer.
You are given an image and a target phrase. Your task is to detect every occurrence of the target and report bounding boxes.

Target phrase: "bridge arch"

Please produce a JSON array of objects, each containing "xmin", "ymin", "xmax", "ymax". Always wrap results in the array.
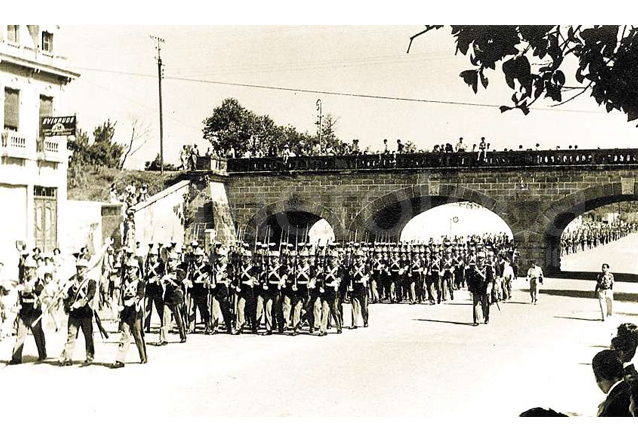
[
  {"xmin": 241, "ymin": 198, "xmax": 347, "ymax": 243},
  {"xmin": 542, "ymin": 182, "xmax": 638, "ymax": 274},
  {"xmin": 348, "ymin": 184, "xmax": 513, "ymax": 240}
]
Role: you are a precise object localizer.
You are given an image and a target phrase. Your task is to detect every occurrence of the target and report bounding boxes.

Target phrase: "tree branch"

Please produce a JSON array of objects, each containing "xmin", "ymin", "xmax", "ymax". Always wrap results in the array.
[{"xmin": 549, "ymin": 82, "xmax": 592, "ymax": 107}]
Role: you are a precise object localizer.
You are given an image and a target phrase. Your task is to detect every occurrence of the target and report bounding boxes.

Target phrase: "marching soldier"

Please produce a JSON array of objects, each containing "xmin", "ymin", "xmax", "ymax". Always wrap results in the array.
[
  {"xmin": 210, "ymin": 248, "xmax": 234, "ymax": 334},
  {"xmin": 188, "ymin": 248, "xmax": 212, "ymax": 334},
  {"xmin": 60, "ymin": 259, "xmax": 97, "ymax": 365},
  {"xmin": 350, "ymin": 250, "xmax": 369, "ymax": 328},
  {"xmin": 111, "ymin": 259, "xmax": 147, "ymax": 368},
  {"xmin": 466, "ymin": 251, "xmax": 494, "ymax": 326},
  {"xmin": 408, "ymin": 249, "xmax": 422, "ymax": 305},
  {"xmin": 10, "ymin": 258, "xmax": 47, "ymax": 364},
  {"xmin": 388, "ymin": 248, "xmax": 401, "ymax": 303},
  {"xmin": 234, "ymin": 249, "xmax": 257, "ymax": 334},
  {"xmin": 258, "ymin": 247, "xmax": 282, "ymax": 335},
  {"xmin": 291, "ymin": 248, "xmax": 313, "ymax": 336},
  {"xmin": 144, "ymin": 250, "xmax": 165, "ymax": 333},
  {"xmin": 427, "ymin": 251, "xmax": 442, "ymax": 304},
  {"xmin": 280, "ymin": 248, "xmax": 296, "ymax": 333},
  {"xmin": 370, "ymin": 247, "xmax": 383, "ymax": 304},
  {"xmin": 442, "ymin": 250, "xmax": 455, "ymax": 301},
  {"xmin": 317, "ymin": 250, "xmax": 343, "ymax": 336},
  {"xmin": 159, "ymin": 252, "xmax": 187, "ymax": 345}
]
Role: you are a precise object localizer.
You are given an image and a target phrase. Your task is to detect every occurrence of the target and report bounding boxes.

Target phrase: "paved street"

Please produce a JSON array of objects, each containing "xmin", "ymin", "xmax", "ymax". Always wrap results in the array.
[
  {"xmin": 561, "ymin": 232, "xmax": 638, "ymax": 274},
  {"xmin": 1, "ymin": 278, "xmax": 637, "ymax": 417}
]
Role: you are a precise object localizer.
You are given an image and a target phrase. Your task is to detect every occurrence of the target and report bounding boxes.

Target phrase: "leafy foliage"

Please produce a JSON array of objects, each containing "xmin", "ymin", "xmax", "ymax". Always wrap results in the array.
[
  {"xmin": 416, "ymin": 26, "xmax": 638, "ymax": 124},
  {"xmin": 145, "ymin": 154, "xmax": 178, "ymax": 171},
  {"xmin": 69, "ymin": 120, "xmax": 126, "ymax": 168},
  {"xmin": 202, "ymin": 98, "xmax": 341, "ymax": 156}
]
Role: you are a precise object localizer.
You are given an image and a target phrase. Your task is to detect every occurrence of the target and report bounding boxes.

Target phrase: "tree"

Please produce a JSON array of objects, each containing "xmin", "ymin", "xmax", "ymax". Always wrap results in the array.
[
  {"xmin": 145, "ymin": 153, "xmax": 177, "ymax": 171},
  {"xmin": 119, "ymin": 117, "xmax": 149, "ymax": 170},
  {"xmin": 70, "ymin": 120, "xmax": 126, "ymax": 168},
  {"xmin": 202, "ymin": 98, "xmax": 337, "ymax": 157},
  {"xmin": 319, "ymin": 113, "xmax": 342, "ymax": 151},
  {"xmin": 202, "ymin": 98, "xmax": 255, "ymax": 157},
  {"xmin": 411, "ymin": 25, "xmax": 638, "ymax": 123}
]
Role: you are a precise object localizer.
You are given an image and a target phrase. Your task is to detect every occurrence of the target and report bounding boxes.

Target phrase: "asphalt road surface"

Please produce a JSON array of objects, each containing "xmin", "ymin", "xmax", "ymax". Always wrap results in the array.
[
  {"xmin": 561, "ymin": 232, "xmax": 638, "ymax": 274},
  {"xmin": 1, "ymin": 279, "xmax": 637, "ymax": 417}
]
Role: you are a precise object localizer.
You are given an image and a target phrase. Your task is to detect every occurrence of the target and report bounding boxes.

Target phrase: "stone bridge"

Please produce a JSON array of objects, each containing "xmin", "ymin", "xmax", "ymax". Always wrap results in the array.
[{"xmin": 198, "ymin": 149, "xmax": 638, "ymax": 275}]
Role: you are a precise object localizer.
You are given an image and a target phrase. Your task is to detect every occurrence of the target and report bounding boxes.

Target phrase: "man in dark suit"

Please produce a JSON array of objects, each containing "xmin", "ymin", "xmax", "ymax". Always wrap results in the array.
[
  {"xmin": 612, "ymin": 323, "xmax": 638, "ymax": 416},
  {"xmin": 593, "ymin": 350, "xmax": 632, "ymax": 417},
  {"xmin": 466, "ymin": 252, "xmax": 494, "ymax": 326}
]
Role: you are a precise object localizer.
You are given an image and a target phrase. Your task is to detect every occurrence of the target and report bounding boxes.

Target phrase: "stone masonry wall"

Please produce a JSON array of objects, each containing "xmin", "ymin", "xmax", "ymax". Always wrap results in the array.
[{"xmin": 224, "ymin": 167, "xmax": 638, "ymax": 273}]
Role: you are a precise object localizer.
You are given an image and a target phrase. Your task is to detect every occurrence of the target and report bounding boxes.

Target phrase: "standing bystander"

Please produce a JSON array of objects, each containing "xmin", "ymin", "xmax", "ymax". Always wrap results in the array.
[{"xmin": 595, "ymin": 263, "xmax": 614, "ymax": 321}]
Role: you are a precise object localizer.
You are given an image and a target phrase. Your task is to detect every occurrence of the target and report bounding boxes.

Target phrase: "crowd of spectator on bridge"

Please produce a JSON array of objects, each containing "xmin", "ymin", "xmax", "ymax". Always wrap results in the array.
[{"xmin": 215, "ymin": 136, "xmax": 588, "ymax": 162}]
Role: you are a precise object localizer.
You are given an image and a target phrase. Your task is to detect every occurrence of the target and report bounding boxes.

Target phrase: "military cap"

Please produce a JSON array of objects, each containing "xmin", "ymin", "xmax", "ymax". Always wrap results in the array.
[
  {"xmin": 75, "ymin": 258, "xmax": 89, "ymax": 268},
  {"xmin": 167, "ymin": 252, "xmax": 180, "ymax": 260},
  {"xmin": 190, "ymin": 240, "xmax": 199, "ymax": 247},
  {"xmin": 194, "ymin": 247, "xmax": 205, "ymax": 256},
  {"xmin": 125, "ymin": 259, "xmax": 140, "ymax": 269}
]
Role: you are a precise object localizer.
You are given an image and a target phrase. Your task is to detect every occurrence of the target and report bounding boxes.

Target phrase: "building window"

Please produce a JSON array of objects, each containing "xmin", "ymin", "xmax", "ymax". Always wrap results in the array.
[
  {"xmin": 4, "ymin": 88, "xmax": 20, "ymax": 131},
  {"xmin": 7, "ymin": 25, "xmax": 19, "ymax": 44},
  {"xmin": 34, "ymin": 186, "xmax": 57, "ymax": 198},
  {"xmin": 39, "ymin": 95, "xmax": 53, "ymax": 137},
  {"xmin": 41, "ymin": 31, "xmax": 53, "ymax": 52}
]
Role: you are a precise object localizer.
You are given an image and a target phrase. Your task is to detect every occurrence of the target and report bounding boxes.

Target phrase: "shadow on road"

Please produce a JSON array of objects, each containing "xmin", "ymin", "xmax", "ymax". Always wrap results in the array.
[
  {"xmin": 554, "ymin": 316, "xmax": 601, "ymax": 322},
  {"xmin": 504, "ymin": 301, "xmax": 532, "ymax": 305},
  {"xmin": 414, "ymin": 318, "xmax": 475, "ymax": 326}
]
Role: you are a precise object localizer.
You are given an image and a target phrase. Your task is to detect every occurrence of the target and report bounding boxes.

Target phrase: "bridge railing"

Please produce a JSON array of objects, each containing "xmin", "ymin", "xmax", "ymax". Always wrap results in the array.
[{"xmin": 220, "ymin": 148, "xmax": 638, "ymax": 174}]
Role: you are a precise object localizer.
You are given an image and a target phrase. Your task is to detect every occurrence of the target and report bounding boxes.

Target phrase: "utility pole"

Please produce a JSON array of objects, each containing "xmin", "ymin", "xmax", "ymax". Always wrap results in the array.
[
  {"xmin": 315, "ymin": 99, "xmax": 323, "ymax": 150},
  {"xmin": 151, "ymin": 35, "xmax": 165, "ymax": 174}
]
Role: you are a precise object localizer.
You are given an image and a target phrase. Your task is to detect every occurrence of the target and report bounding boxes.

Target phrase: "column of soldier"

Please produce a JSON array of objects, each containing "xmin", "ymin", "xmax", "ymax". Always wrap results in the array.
[
  {"xmin": 560, "ymin": 220, "xmax": 634, "ymax": 256},
  {"xmin": 2, "ymin": 231, "xmax": 518, "ymax": 368}
]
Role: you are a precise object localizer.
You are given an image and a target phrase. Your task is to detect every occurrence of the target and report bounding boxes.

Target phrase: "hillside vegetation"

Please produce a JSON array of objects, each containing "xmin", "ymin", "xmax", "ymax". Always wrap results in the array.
[{"xmin": 67, "ymin": 164, "xmax": 186, "ymax": 202}]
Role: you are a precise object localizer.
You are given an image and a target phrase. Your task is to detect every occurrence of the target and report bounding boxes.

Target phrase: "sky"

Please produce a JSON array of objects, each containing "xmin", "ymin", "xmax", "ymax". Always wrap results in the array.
[{"xmin": 57, "ymin": 25, "xmax": 638, "ymax": 170}]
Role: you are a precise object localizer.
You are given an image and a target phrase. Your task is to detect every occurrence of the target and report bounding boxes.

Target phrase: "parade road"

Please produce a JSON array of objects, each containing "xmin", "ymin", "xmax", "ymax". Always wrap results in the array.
[
  {"xmin": 562, "ymin": 232, "xmax": 638, "ymax": 274},
  {"xmin": 1, "ymin": 275, "xmax": 637, "ymax": 417}
]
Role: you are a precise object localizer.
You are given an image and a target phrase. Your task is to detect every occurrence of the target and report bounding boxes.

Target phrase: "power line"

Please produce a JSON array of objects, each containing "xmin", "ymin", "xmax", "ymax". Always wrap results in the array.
[{"xmin": 70, "ymin": 65, "xmax": 607, "ymax": 115}]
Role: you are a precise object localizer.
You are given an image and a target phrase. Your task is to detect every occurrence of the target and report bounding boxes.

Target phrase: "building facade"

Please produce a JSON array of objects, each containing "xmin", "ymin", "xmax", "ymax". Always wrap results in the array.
[{"xmin": 0, "ymin": 25, "xmax": 79, "ymax": 279}]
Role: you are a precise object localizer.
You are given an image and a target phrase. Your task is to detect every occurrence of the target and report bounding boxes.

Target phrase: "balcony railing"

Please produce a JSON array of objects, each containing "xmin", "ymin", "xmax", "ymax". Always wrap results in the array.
[
  {"xmin": 1, "ymin": 131, "xmax": 29, "ymax": 159},
  {"xmin": 36, "ymin": 138, "xmax": 65, "ymax": 162},
  {"xmin": 224, "ymin": 149, "xmax": 638, "ymax": 174}
]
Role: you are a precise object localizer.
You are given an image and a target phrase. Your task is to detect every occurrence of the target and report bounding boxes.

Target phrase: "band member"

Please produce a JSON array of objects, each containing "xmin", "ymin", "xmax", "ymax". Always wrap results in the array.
[
  {"xmin": 159, "ymin": 252, "xmax": 187, "ymax": 345},
  {"xmin": 60, "ymin": 259, "xmax": 97, "ymax": 365},
  {"xmin": 144, "ymin": 251, "xmax": 165, "ymax": 332},
  {"xmin": 466, "ymin": 252, "xmax": 494, "ymax": 326},
  {"xmin": 10, "ymin": 258, "xmax": 47, "ymax": 364},
  {"xmin": 112, "ymin": 259, "xmax": 147, "ymax": 368}
]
